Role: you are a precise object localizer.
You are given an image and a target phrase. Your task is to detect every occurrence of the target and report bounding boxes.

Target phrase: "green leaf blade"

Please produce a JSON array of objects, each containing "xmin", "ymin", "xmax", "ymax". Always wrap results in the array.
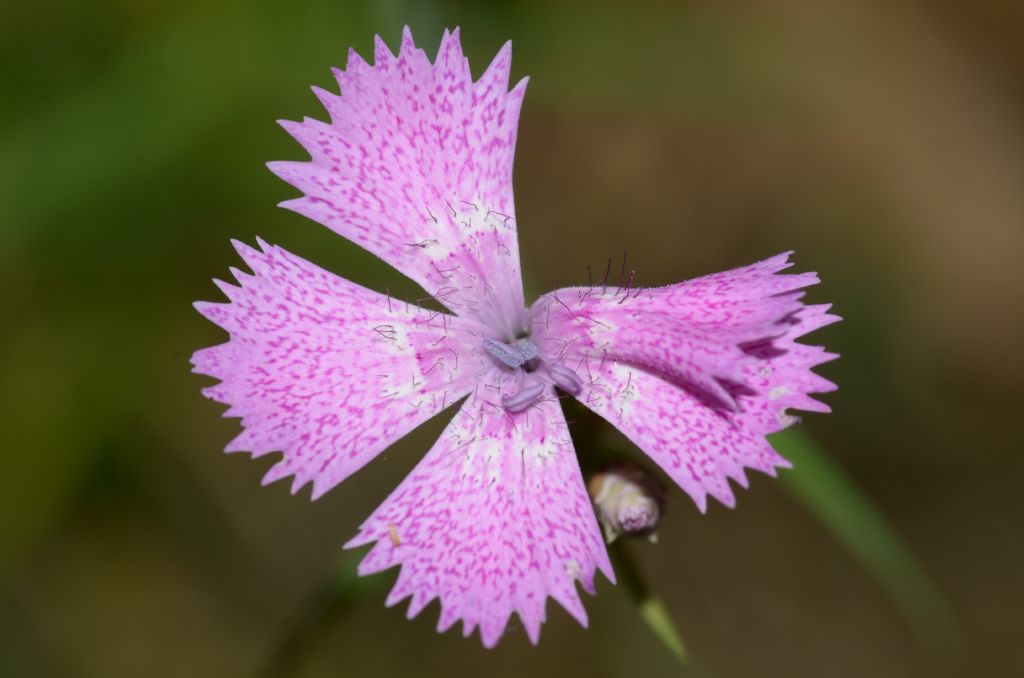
[{"xmin": 772, "ymin": 427, "xmax": 958, "ymax": 657}]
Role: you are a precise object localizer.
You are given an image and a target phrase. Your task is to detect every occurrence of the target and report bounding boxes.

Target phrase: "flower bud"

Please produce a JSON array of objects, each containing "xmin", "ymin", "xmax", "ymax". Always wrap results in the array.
[{"xmin": 588, "ymin": 462, "xmax": 664, "ymax": 544}]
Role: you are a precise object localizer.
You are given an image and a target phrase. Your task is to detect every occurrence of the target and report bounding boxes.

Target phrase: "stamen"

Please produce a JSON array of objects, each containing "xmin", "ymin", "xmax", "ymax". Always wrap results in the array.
[
  {"xmin": 483, "ymin": 338, "xmax": 539, "ymax": 369},
  {"xmin": 511, "ymin": 339, "xmax": 538, "ymax": 362},
  {"xmin": 550, "ymin": 365, "xmax": 583, "ymax": 395},
  {"xmin": 501, "ymin": 382, "xmax": 546, "ymax": 413}
]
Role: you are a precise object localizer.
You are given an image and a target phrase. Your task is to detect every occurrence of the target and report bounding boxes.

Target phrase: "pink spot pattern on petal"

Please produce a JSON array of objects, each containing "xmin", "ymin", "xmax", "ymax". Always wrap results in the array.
[
  {"xmin": 345, "ymin": 369, "xmax": 613, "ymax": 647},
  {"xmin": 530, "ymin": 253, "xmax": 839, "ymax": 511},
  {"xmin": 192, "ymin": 239, "xmax": 492, "ymax": 499},
  {"xmin": 268, "ymin": 27, "xmax": 529, "ymax": 337},
  {"xmin": 192, "ymin": 26, "xmax": 841, "ymax": 648}
]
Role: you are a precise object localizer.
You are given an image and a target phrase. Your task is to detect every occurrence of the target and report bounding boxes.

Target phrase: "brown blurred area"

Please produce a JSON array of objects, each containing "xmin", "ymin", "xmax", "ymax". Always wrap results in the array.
[{"xmin": 1, "ymin": 1, "xmax": 1022, "ymax": 676}]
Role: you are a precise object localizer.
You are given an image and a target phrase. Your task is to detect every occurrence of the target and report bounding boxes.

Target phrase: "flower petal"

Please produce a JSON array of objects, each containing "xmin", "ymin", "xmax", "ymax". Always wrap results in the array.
[
  {"xmin": 531, "ymin": 252, "xmax": 819, "ymax": 409},
  {"xmin": 530, "ymin": 253, "xmax": 839, "ymax": 510},
  {"xmin": 736, "ymin": 302, "xmax": 840, "ymax": 427},
  {"xmin": 192, "ymin": 239, "xmax": 492, "ymax": 499},
  {"xmin": 346, "ymin": 369, "xmax": 613, "ymax": 647},
  {"xmin": 268, "ymin": 27, "xmax": 529, "ymax": 338}
]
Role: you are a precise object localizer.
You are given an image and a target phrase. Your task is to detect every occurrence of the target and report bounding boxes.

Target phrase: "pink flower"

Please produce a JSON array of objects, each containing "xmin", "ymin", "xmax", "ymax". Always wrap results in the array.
[{"xmin": 192, "ymin": 27, "xmax": 838, "ymax": 647}]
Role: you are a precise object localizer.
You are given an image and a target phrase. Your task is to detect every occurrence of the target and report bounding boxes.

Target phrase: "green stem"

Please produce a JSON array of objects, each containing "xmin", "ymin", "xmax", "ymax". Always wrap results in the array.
[{"xmin": 609, "ymin": 541, "xmax": 689, "ymax": 664}]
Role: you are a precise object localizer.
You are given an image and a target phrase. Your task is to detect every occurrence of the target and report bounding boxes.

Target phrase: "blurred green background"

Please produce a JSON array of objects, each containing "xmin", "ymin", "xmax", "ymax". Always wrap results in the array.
[{"xmin": 2, "ymin": 0, "xmax": 1023, "ymax": 676}]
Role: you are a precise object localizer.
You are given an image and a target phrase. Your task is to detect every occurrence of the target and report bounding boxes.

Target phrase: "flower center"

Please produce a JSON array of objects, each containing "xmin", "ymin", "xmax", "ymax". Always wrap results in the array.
[
  {"xmin": 482, "ymin": 337, "xmax": 584, "ymax": 412},
  {"xmin": 482, "ymin": 338, "xmax": 539, "ymax": 371}
]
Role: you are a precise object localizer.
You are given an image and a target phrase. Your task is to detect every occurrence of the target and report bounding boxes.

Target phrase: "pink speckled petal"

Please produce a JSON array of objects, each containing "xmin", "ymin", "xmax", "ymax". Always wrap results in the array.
[
  {"xmin": 530, "ymin": 253, "xmax": 838, "ymax": 510},
  {"xmin": 531, "ymin": 252, "xmax": 819, "ymax": 409},
  {"xmin": 575, "ymin": 361, "xmax": 780, "ymax": 512},
  {"xmin": 736, "ymin": 303, "xmax": 841, "ymax": 429},
  {"xmin": 192, "ymin": 239, "xmax": 493, "ymax": 499},
  {"xmin": 346, "ymin": 369, "xmax": 614, "ymax": 648},
  {"xmin": 268, "ymin": 27, "xmax": 529, "ymax": 338}
]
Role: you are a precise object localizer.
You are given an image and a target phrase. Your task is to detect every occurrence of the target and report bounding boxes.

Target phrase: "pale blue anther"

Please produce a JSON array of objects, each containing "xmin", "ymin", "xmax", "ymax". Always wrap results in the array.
[
  {"xmin": 511, "ymin": 339, "xmax": 539, "ymax": 362},
  {"xmin": 483, "ymin": 338, "xmax": 539, "ymax": 369}
]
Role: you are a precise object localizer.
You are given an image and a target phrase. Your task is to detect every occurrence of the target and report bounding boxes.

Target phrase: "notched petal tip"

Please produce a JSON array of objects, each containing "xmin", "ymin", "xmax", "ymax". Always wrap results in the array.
[
  {"xmin": 310, "ymin": 84, "xmax": 334, "ymax": 99},
  {"xmin": 373, "ymin": 34, "xmax": 395, "ymax": 64},
  {"xmin": 193, "ymin": 300, "xmax": 229, "ymax": 325},
  {"xmin": 265, "ymin": 159, "xmax": 297, "ymax": 180},
  {"xmin": 310, "ymin": 85, "xmax": 341, "ymax": 118},
  {"xmin": 437, "ymin": 26, "xmax": 466, "ymax": 62},
  {"xmin": 552, "ymin": 589, "xmax": 589, "ymax": 629},
  {"xmin": 310, "ymin": 477, "xmax": 333, "ymax": 501},
  {"xmin": 436, "ymin": 603, "xmax": 459, "ymax": 633},
  {"xmin": 289, "ymin": 473, "xmax": 311, "ymax": 496},
  {"xmin": 476, "ymin": 40, "xmax": 513, "ymax": 88},
  {"xmin": 774, "ymin": 455, "xmax": 795, "ymax": 470},
  {"xmin": 341, "ymin": 531, "xmax": 366, "ymax": 551},
  {"xmin": 346, "ymin": 46, "xmax": 369, "ymax": 71},
  {"xmin": 715, "ymin": 485, "xmax": 738, "ymax": 509},
  {"xmin": 229, "ymin": 237, "xmax": 260, "ymax": 262},
  {"xmin": 211, "ymin": 278, "xmax": 242, "ymax": 303},
  {"xmin": 329, "ymin": 65, "xmax": 345, "ymax": 86},
  {"xmin": 275, "ymin": 117, "xmax": 304, "ymax": 137},
  {"xmin": 405, "ymin": 592, "xmax": 437, "ymax": 621},
  {"xmin": 259, "ymin": 461, "xmax": 289, "ymax": 486},
  {"xmin": 510, "ymin": 75, "xmax": 530, "ymax": 97},
  {"xmin": 770, "ymin": 250, "xmax": 796, "ymax": 270},
  {"xmin": 599, "ymin": 557, "xmax": 617, "ymax": 586},
  {"xmin": 819, "ymin": 350, "xmax": 841, "ymax": 365},
  {"xmin": 276, "ymin": 196, "xmax": 306, "ymax": 213},
  {"xmin": 733, "ymin": 468, "xmax": 751, "ymax": 489},
  {"xmin": 520, "ymin": 611, "xmax": 542, "ymax": 646},
  {"xmin": 480, "ymin": 621, "xmax": 509, "ymax": 649},
  {"xmin": 227, "ymin": 265, "xmax": 254, "ymax": 286}
]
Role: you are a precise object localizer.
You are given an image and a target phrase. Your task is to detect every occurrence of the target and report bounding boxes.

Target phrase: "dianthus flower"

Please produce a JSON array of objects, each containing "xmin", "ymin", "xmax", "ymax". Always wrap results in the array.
[{"xmin": 192, "ymin": 27, "xmax": 838, "ymax": 647}]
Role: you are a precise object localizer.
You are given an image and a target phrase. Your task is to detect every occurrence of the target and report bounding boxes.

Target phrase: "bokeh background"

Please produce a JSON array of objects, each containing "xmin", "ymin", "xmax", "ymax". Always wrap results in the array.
[{"xmin": 2, "ymin": 0, "xmax": 1023, "ymax": 676}]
